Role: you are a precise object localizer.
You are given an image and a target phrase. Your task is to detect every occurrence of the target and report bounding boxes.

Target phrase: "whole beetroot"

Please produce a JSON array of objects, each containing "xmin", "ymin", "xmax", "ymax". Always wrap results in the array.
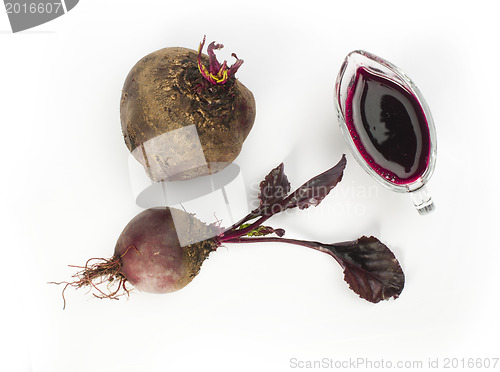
[
  {"xmin": 120, "ymin": 36, "xmax": 256, "ymax": 182},
  {"xmin": 115, "ymin": 207, "xmax": 217, "ymax": 293},
  {"xmin": 61, "ymin": 207, "xmax": 217, "ymax": 303}
]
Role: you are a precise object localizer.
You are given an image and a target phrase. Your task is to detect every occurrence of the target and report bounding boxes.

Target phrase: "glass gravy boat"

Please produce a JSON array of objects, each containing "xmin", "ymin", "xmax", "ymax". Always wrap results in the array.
[{"xmin": 335, "ymin": 50, "xmax": 437, "ymax": 215}]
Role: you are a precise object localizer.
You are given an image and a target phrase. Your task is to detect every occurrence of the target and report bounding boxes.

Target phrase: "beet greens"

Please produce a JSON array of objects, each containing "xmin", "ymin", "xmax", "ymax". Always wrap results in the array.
[{"xmin": 217, "ymin": 155, "xmax": 404, "ymax": 302}]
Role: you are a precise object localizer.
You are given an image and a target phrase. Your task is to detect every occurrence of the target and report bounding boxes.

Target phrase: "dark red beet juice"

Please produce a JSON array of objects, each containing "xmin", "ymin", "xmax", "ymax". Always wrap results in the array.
[{"xmin": 345, "ymin": 67, "xmax": 431, "ymax": 185}]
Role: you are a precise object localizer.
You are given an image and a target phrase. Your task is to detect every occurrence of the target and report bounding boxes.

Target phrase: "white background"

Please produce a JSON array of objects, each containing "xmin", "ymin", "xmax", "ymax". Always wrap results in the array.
[{"xmin": 1, "ymin": 1, "xmax": 499, "ymax": 371}]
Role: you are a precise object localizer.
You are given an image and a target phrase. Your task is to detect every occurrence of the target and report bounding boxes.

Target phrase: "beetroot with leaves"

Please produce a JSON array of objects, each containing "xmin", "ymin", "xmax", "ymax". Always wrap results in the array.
[
  {"xmin": 120, "ymin": 36, "xmax": 255, "ymax": 182},
  {"xmin": 57, "ymin": 156, "xmax": 404, "ymax": 307}
]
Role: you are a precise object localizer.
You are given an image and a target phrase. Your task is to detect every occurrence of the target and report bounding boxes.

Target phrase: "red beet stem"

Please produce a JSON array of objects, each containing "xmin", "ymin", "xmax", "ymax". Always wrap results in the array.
[
  {"xmin": 222, "ymin": 236, "xmax": 341, "ymax": 263},
  {"xmin": 218, "ymin": 214, "xmax": 273, "ymax": 242}
]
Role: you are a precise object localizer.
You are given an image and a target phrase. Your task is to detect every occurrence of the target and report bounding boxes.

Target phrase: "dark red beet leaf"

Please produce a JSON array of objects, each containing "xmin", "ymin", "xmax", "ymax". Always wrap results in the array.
[
  {"xmin": 283, "ymin": 154, "xmax": 346, "ymax": 210},
  {"xmin": 256, "ymin": 163, "xmax": 291, "ymax": 215},
  {"xmin": 222, "ymin": 156, "xmax": 346, "ymax": 239},
  {"xmin": 226, "ymin": 235, "xmax": 404, "ymax": 303},
  {"xmin": 326, "ymin": 236, "xmax": 404, "ymax": 302}
]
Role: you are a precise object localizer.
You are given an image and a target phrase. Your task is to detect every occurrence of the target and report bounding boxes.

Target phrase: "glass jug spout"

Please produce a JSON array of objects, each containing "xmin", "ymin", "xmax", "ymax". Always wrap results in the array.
[{"xmin": 409, "ymin": 185, "xmax": 434, "ymax": 215}]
